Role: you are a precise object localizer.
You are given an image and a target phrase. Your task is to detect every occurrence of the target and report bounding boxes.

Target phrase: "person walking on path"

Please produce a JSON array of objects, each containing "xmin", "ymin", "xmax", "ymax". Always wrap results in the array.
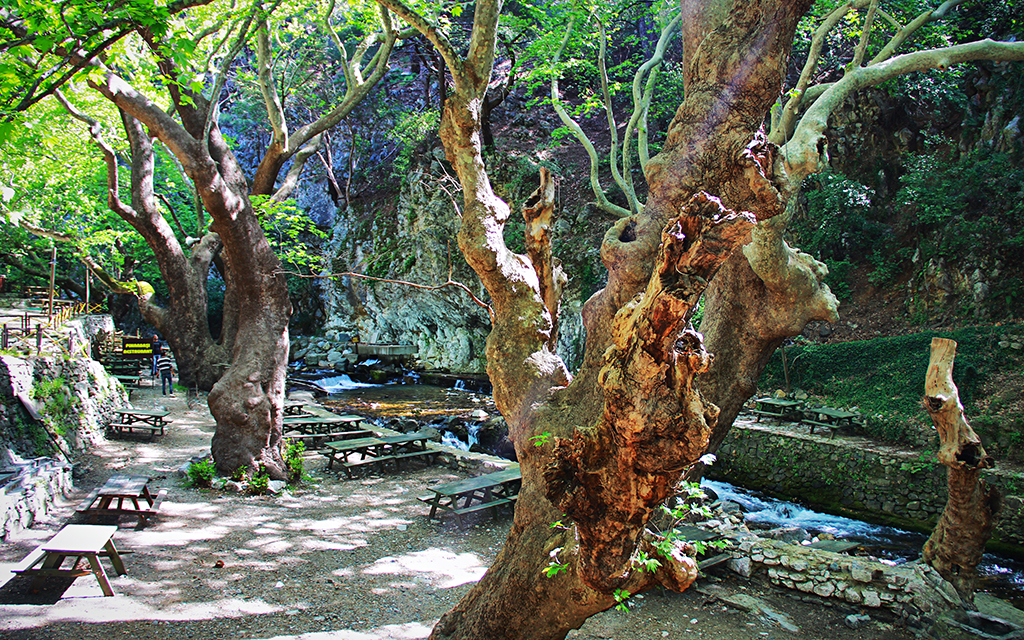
[{"xmin": 156, "ymin": 352, "xmax": 175, "ymax": 395}]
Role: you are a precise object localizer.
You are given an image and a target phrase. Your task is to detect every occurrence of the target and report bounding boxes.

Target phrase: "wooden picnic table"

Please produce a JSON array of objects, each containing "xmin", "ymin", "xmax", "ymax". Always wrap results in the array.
[
  {"xmin": 76, "ymin": 474, "xmax": 167, "ymax": 526},
  {"xmin": 283, "ymin": 400, "xmax": 310, "ymax": 416},
  {"xmin": 11, "ymin": 524, "xmax": 127, "ymax": 596},
  {"xmin": 284, "ymin": 430, "xmax": 375, "ymax": 449},
  {"xmin": 108, "ymin": 408, "xmax": 170, "ymax": 439},
  {"xmin": 323, "ymin": 431, "xmax": 437, "ymax": 478},
  {"xmin": 801, "ymin": 406, "xmax": 862, "ymax": 438},
  {"xmin": 283, "ymin": 414, "xmax": 365, "ymax": 434},
  {"xmin": 419, "ymin": 466, "xmax": 522, "ymax": 528},
  {"xmin": 750, "ymin": 397, "xmax": 804, "ymax": 422}
]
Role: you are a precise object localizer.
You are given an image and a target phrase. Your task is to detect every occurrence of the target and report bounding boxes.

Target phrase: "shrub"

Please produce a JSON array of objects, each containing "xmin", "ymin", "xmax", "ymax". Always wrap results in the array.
[
  {"xmin": 186, "ymin": 458, "xmax": 216, "ymax": 488},
  {"xmin": 285, "ymin": 440, "xmax": 306, "ymax": 484},
  {"xmin": 248, "ymin": 470, "xmax": 270, "ymax": 495}
]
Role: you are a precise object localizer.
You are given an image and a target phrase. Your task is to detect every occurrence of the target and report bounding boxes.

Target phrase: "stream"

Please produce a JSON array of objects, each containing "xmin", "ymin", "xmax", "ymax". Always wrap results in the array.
[
  {"xmin": 705, "ymin": 479, "xmax": 1024, "ymax": 607},
  {"xmin": 308, "ymin": 378, "xmax": 1024, "ymax": 608}
]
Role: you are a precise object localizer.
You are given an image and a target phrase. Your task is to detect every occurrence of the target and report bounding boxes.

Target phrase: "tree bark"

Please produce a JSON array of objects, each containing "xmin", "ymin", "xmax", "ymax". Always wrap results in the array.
[
  {"xmin": 87, "ymin": 40, "xmax": 292, "ymax": 479},
  {"xmin": 690, "ymin": 202, "xmax": 838, "ymax": 480},
  {"xmin": 921, "ymin": 337, "xmax": 999, "ymax": 603},
  {"xmin": 369, "ymin": 0, "xmax": 815, "ymax": 637}
]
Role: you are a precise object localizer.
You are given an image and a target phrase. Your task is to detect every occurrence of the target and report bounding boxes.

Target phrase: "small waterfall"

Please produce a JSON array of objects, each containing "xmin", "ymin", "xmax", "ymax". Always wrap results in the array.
[
  {"xmin": 313, "ymin": 374, "xmax": 379, "ymax": 393},
  {"xmin": 452, "ymin": 379, "xmax": 467, "ymax": 391},
  {"xmin": 440, "ymin": 423, "xmax": 482, "ymax": 451},
  {"xmin": 441, "ymin": 431, "xmax": 470, "ymax": 451}
]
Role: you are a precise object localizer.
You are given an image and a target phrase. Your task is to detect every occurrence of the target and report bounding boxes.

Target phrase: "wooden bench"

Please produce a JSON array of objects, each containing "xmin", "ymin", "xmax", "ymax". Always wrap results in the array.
[
  {"xmin": 420, "ymin": 467, "xmax": 522, "ymax": 528},
  {"xmin": 107, "ymin": 422, "xmax": 164, "ymax": 439},
  {"xmin": 804, "ymin": 420, "xmax": 842, "ymax": 439},
  {"xmin": 391, "ymin": 449, "xmax": 439, "ymax": 468},
  {"xmin": 284, "ymin": 430, "xmax": 374, "ymax": 449}
]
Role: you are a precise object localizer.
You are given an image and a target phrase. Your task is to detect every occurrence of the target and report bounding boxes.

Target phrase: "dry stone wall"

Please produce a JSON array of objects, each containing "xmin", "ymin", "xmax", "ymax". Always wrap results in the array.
[
  {"xmin": 732, "ymin": 538, "xmax": 965, "ymax": 629},
  {"xmin": 712, "ymin": 422, "xmax": 1024, "ymax": 553}
]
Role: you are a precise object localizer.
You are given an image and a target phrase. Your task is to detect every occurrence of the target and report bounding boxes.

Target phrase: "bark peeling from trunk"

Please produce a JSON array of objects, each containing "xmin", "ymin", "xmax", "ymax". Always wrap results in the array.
[{"xmin": 546, "ymin": 193, "xmax": 752, "ymax": 591}]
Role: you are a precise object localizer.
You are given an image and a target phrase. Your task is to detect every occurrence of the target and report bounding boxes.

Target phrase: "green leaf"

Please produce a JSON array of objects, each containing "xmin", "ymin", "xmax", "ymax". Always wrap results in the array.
[{"xmin": 33, "ymin": 36, "xmax": 55, "ymax": 52}]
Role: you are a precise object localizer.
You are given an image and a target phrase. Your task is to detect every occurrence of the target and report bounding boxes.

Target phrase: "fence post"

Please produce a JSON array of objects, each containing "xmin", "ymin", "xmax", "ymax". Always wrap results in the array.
[
  {"xmin": 2, "ymin": 325, "xmax": 7, "ymax": 350},
  {"xmin": 36, "ymin": 326, "xmax": 42, "ymax": 354}
]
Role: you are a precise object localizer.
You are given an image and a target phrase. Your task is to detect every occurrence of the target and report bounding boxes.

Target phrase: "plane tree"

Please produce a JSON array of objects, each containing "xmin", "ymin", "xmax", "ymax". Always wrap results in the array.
[
  {"xmin": 369, "ymin": 0, "xmax": 1024, "ymax": 637},
  {"xmin": 0, "ymin": 0, "xmax": 402, "ymax": 478},
  {"xmin": 374, "ymin": 0, "xmax": 811, "ymax": 637},
  {"xmin": 528, "ymin": 0, "xmax": 1024, "ymax": 479}
]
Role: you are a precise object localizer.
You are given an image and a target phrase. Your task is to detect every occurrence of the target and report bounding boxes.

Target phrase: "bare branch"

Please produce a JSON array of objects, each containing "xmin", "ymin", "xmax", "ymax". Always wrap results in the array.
[
  {"xmin": 53, "ymin": 89, "xmax": 137, "ymax": 221},
  {"xmin": 270, "ymin": 133, "xmax": 322, "ymax": 203},
  {"xmin": 623, "ymin": 11, "xmax": 682, "ymax": 197},
  {"xmin": 851, "ymin": 0, "xmax": 879, "ymax": 68},
  {"xmin": 550, "ymin": 17, "xmax": 631, "ymax": 219},
  {"xmin": 770, "ymin": 0, "xmax": 871, "ymax": 145},
  {"xmin": 869, "ymin": 0, "xmax": 968, "ymax": 65},
  {"xmin": 785, "ymin": 39, "xmax": 1024, "ymax": 182},
  {"xmin": 376, "ymin": 0, "xmax": 464, "ymax": 86}
]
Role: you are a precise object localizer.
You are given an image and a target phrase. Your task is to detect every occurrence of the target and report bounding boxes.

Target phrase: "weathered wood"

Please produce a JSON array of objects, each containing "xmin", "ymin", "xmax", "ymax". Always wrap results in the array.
[{"xmin": 921, "ymin": 337, "xmax": 999, "ymax": 603}]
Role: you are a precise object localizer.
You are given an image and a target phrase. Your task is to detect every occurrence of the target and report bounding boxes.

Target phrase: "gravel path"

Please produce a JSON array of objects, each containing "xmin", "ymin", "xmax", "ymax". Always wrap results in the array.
[{"xmin": 0, "ymin": 386, "xmax": 911, "ymax": 640}]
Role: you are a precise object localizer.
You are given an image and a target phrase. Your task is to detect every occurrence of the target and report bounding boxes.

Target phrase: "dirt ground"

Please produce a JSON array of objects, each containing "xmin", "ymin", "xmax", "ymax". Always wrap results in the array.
[{"xmin": 0, "ymin": 385, "xmax": 913, "ymax": 640}]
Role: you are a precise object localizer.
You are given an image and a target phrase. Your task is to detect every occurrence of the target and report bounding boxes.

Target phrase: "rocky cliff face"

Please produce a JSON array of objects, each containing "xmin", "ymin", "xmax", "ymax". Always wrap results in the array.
[
  {"xmin": 799, "ymin": 61, "xmax": 1024, "ymax": 337},
  {"xmin": 291, "ymin": 150, "xmax": 589, "ymax": 375}
]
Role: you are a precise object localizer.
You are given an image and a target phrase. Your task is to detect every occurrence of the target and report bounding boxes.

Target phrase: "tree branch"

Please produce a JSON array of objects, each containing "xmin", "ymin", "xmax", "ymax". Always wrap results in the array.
[
  {"xmin": 550, "ymin": 17, "xmax": 631, "ymax": 219},
  {"xmin": 851, "ymin": 0, "xmax": 879, "ymax": 69},
  {"xmin": 770, "ymin": 0, "xmax": 870, "ymax": 145},
  {"xmin": 53, "ymin": 89, "xmax": 137, "ymax": 222},
  {"xmin": 869, "ymin": 0, "xmax": 968, "ymax": 65},
  {"xmin": 784, "ymin": 39, "xmax": 1024, "ymax": 182}
]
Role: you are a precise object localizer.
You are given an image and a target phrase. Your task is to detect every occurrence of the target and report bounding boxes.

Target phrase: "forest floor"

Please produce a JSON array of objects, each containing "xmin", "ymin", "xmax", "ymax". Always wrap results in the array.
[{"xmin": 0, "ymin": 384, "xmax": 914, "ymax": 640}]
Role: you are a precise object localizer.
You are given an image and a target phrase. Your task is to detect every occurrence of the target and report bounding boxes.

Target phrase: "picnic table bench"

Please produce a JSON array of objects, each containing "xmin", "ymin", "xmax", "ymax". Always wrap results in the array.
[
  {"xmin": 323, "ymin": 431, "xmax": 437, "ymax": 478},
  {"xmin": 11, "ymin": 524, "xmax": 127, "ymax": 596},
  {"xmin": 283, "ymin": 400, "xmax": 310, "ymax": 416},
  {"xmin": 108, "ymin": 408, "xmax": 170, "ymax": 439},
  {"xmin": 283, "ymin": 428, "xmax": 374, "ymax": 449},
  {"xmin": 750, "ymin": 397, "xmax": 804, "ymax": 422},
  {"xmin": 801, "ymin": 406, "xmax": 862, "ymax": 439},
  {"xmin": 76, "ymin": 474, "xmax": 166, "ymax": 526},
  {"xmin": 419, "ymin": 466, "xmax": 522, "ymax": 528},
  {"xmin": 283, "ymin": 414, "xmax": 365, "ymax": 434}
]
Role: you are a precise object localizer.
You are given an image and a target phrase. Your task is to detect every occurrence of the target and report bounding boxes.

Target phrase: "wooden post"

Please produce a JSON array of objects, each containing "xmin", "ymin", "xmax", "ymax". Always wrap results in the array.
[
  {"xmin": 47, "ymin": 245, "xmax": 57, "ymax": 321},
  {"xmin": 921, "ymin": 337, "xmax": 999, "ymax": 603}
]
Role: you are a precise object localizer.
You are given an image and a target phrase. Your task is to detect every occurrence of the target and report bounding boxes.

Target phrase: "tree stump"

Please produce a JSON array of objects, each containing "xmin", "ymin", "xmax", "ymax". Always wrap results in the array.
[{"xmin": 921, "ymin": 337, "xmax": 999, "ymax": 603}]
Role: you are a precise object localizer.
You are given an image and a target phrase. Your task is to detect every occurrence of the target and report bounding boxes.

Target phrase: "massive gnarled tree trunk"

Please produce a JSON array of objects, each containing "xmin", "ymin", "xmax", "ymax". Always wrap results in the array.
[
  {"xmin": 922, "ymin": 337, "xmax": 999, "ymax": 602},
  {"xmin": 692, "ymin": 203, "xmax": 839, "ymax": 478},
  {"xmin": 377, "ymin": 0, "xmax": 813, "ymax": 637},
  {"xmin": 83, "ymin": 41, "xmax": 292, "ymax": 479}
]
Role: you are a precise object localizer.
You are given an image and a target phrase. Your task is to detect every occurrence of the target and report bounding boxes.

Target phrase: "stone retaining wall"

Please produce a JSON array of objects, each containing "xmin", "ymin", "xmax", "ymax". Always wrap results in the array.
[
  {"xmin": 730, "ymin": 538, "xmax": 964, "ymax": 629},
  {"xmin": 0, "ymin": 457, "xmax": 72, "ymax": 540},
  {"xmin": 712, "ymin": 421, "xmax": 1024, "ymax": 552}
]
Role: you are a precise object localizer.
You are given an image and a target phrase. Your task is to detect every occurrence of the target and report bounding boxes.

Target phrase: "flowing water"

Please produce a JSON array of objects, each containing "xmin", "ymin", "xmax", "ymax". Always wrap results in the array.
[
  {"xmin": 307, "ymin": 379, "xmax": 1024, "ymax": 608},
  {"xmin": 705, "ymin": 480, "xmax": 1024, "ymax": 607}
]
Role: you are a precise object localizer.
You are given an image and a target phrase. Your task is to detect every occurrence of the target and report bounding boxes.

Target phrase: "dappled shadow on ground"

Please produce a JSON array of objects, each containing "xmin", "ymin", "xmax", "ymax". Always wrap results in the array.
[{"xmin": 0, "ymin": 386, "xmax": 509, "ymax": 640}]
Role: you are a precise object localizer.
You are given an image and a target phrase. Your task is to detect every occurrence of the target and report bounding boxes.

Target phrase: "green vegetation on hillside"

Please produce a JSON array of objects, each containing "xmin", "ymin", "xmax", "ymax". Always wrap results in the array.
[{"xmin": 759, "ymin": 325, "xmax": 1024, "ymax": 461}]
